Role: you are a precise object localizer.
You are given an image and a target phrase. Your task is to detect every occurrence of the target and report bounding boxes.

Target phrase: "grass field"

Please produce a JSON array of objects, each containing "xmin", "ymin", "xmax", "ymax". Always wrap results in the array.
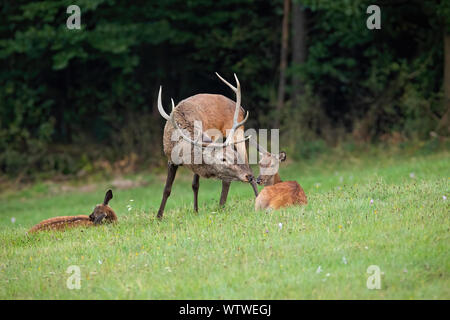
[{"xmin": 0, "ymin": 150, "xmax": 449, "ymax": 299}]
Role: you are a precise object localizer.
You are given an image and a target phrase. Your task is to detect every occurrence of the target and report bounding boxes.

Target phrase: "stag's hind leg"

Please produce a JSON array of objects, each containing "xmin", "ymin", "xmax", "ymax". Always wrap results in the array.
[
  {"xmin": 219, "ymin": 181, "xmax": 231, "ymax": 206},
  {"xmin": 157, "ymin": 161, "xmax": 178, "ymax": 219},
  {"xmin": 192, "ymin": 174, "xmax": 200, "ymax": 212}
]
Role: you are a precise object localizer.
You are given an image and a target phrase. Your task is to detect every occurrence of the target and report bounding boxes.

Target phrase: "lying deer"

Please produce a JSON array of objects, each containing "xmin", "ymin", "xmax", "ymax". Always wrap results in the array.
[
  {"xmin": 157, "ymin": 73, "xmax": 258, "ymax": 218},
  {"xmin": 253, "ymin": 145, "xmax": 307, "ymax": 210},
  {"xmin": 28, "ymin": 190, "xmax": 117, "ymax": 233}
]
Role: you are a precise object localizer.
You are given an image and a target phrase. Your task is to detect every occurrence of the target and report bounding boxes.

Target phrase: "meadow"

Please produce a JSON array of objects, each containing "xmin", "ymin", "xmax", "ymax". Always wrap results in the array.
[{"xmin": 0, "ymin": 150, "xmax": 449, "ymax": 299}]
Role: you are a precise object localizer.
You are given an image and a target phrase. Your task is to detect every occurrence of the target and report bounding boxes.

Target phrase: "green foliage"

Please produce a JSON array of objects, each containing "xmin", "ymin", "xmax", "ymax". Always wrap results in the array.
[
  {"xmin": 293, "ymin": 139, "xmax": 328, "ymax": 160},
  {"xmin": 285, "ymin": 0, "xmax": 448, "ymax": 150},
  {"xmin": 0, "ymin": 0, "xmax": 282, "ymax": 178}
]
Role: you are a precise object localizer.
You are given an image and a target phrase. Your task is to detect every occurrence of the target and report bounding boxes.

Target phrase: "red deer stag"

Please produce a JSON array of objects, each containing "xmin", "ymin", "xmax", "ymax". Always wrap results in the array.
[
  {"xmin": 253, "ymin": 144, "xmax": 307, "ymax": 210},
  {"xmin": 28, "ymin": 190, "xmax": 117, "ymax": 233},
  {"xmin": 157, "ymin": 73, "xmax": 258, "ymax": 218}
]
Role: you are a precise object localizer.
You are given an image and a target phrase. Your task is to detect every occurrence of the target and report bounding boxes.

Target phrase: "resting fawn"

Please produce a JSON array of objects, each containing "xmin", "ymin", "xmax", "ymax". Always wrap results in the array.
[
  {"xmin": 254, "ymin": 149, "xmax": 307, "ymax": 211},
  {"xmin": 28, "ymin": 190, "xmax": 117, "ymax": 233}
]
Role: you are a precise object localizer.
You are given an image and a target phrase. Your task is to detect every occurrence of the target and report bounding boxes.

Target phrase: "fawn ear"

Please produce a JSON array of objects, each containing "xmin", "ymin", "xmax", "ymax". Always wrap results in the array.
[
  {"xmin": 279, "ymin": 151, "xmax": 287, "ymax": 162},
  {"xmin": 103, "ymin": 189, "xmax": 113, "ymax": 205}
]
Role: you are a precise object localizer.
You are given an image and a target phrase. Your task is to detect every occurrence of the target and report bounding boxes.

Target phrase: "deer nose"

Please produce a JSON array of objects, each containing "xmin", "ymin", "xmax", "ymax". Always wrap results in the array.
[
  {"xmin": 246, "ymin": 174, "xmax": 254, "ymax": 182},
  {"xmin": 256, "ymin": 177, "xmax": 262, "ymax": 185}
]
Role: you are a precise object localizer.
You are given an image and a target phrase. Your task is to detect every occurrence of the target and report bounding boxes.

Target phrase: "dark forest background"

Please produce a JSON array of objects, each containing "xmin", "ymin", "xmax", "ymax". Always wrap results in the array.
[{"xmin": 0, "ymin": 0, "xmax": 449, "ymax": 181}]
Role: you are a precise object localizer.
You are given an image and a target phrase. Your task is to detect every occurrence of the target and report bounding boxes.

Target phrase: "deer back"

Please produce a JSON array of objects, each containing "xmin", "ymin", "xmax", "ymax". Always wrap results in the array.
[
  {"xmin": 28, "ymin": 215, "xmax": 93, "ymax": 233},
  {"xmin": 255, "ymin": 181, "xmax": 307, "ymax": 210},
  {"xmin": 163, "ymin": 93, "xmax": 246, "ymax": 157}
]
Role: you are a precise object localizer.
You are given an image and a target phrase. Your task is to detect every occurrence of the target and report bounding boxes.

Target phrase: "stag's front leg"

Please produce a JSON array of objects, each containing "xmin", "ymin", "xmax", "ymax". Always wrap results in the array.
[
  {"xmin": 219, "ymin": 180, "xmax": 231, "ymax": 206},
  {"xmin": 192, "ymin": 174, "xmax": 200, "ymax": 212},
  {"xmin": 157, "ymin": 161, "xmax": 178, "ymax": 219}
]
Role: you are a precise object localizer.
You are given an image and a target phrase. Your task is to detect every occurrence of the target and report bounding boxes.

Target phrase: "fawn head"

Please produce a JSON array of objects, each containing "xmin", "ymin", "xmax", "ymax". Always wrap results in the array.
[
  {"xmin": 256, "ymin": 150, "xmax": 286, "ymax": 186},
  {"xmin": 89, "ymin": 190, "xmax": 118, "ymax": 225}
]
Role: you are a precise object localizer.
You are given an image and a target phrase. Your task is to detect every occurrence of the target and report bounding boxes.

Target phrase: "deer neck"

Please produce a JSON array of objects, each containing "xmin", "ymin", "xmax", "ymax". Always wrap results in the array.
[{"xmin": 273, "ymin": 173, "xmax": 282, "ymax": 185}]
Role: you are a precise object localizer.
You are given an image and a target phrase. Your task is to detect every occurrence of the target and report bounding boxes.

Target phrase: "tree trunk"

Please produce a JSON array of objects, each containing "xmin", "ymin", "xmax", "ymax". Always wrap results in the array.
[
  {"xmin": 445, "ymin": 33, "xmax": 450, "ymax": 107},
  {"xmin": 291, "ymin": 1, "xmax": 307, "ymax": 109},
  {"xmin": 438, "ymin": 32, "xmax": 450, "ymax": 135},
  {"xmin": 275, "ymin": 0, "xmax": 291, "ymax": 128}
]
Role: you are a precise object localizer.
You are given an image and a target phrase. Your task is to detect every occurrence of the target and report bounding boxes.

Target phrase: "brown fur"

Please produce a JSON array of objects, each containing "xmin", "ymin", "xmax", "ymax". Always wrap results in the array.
[
  {"xmin": 255, "ymin": 181, "xmax": 307, "ymax": 210},
  {"xmin": 28, "ymin": 215, "xmax": 94, "ymax": 233},
  {"xmin": 28, "ymin": 190, "xmax": 117, "ymax": 234},
  {"xmin": 163, "ymin": 94, "xmax": 252, "ymax": 182},
  {"xmin": 163, "ymin": 94, "xmax": 247, "ymax": 158},
  {"xmin": 175, "ymin": 94, "xmax": 246, "ymax": 137},
  {"xmin": 255, "ymin": 151, "xmax": 307, "ymax": 210}
]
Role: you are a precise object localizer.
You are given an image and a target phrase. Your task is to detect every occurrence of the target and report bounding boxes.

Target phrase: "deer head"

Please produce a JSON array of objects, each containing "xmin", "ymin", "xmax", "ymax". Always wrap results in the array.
[
  {"xmin": 89, "ymin": 190, "xmax": 118, "ymax": 225},
  {"xmin": 200, "ymin": 144, "xmax": 255, "ymax": 182},
  {"xmin": 252, "ymin": 141, "xmax": 286, "ymax": 186}
]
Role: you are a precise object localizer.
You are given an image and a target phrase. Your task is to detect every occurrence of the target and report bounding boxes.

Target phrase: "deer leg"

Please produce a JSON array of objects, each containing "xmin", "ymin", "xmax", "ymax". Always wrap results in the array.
[
  {"xmin": 192, "ymin": 174, "xmax": 200, "ymax": 212},
  {"xmin": 157, "ymin": 162, "xmax": 178, "ymax": 219},
  {"xmin": 219, "ymin": 180, "xmax": 231, "ymax": 206}
]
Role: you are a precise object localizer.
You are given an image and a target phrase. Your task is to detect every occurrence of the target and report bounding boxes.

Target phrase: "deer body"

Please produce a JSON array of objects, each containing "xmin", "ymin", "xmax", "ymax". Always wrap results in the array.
[
  {"xmin": 157, "ymin": 73, "xmax": 258, "ymax": 218},
  {"xmin": 163, "ymin": 94, "xmax": 249, "ymax": 180},
  {"xmin": 28, "ymin": 215, "xmax": 94, "ymax": 233},
  {"xmin": 28, "ymin": 190, "xmax": 117, "ymax": 233},
  {"xmin": 254, "ymin": 148, "xmax": 307, "ymax": 210},
  {"xmin": 255, "ymin": 178, "xmax": 307, "ymax": 211}
]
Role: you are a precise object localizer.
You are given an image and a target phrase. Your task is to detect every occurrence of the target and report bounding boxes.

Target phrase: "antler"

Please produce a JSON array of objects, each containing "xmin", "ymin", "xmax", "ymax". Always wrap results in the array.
[
  {"xmin": 158, "ymin": 86, "xmax": 249, "ymax": 148},
  {"xmin": 215, "ymin": 72, "xmax": 250, "ymax": 147},
  {"xmin": 157, "ymin": 74, "xmax": 251, "ymax": 148},
  {"xmin": 169, "ymin": 111, "xmax": 249, "ymax": 148},
  {"xmin": 158, "ymin": 86, "xmax": 172, "ymax": 121}
]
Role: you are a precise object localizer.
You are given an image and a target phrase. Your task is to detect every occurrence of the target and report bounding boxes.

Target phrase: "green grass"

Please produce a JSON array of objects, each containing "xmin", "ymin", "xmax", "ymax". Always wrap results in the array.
[{"xmin": 0, "ymin": 151, "xmax": 449, "ymax": 299}]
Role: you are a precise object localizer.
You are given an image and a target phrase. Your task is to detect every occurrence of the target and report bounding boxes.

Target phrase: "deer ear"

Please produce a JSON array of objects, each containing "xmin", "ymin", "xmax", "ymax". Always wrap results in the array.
[
  {"xmin": 279, "ymin": 151, "xmax": 287, "ymax": 162},
  {"xmin": 103, "ymin": 189, "xmax": 113, "ymax": 205}
]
